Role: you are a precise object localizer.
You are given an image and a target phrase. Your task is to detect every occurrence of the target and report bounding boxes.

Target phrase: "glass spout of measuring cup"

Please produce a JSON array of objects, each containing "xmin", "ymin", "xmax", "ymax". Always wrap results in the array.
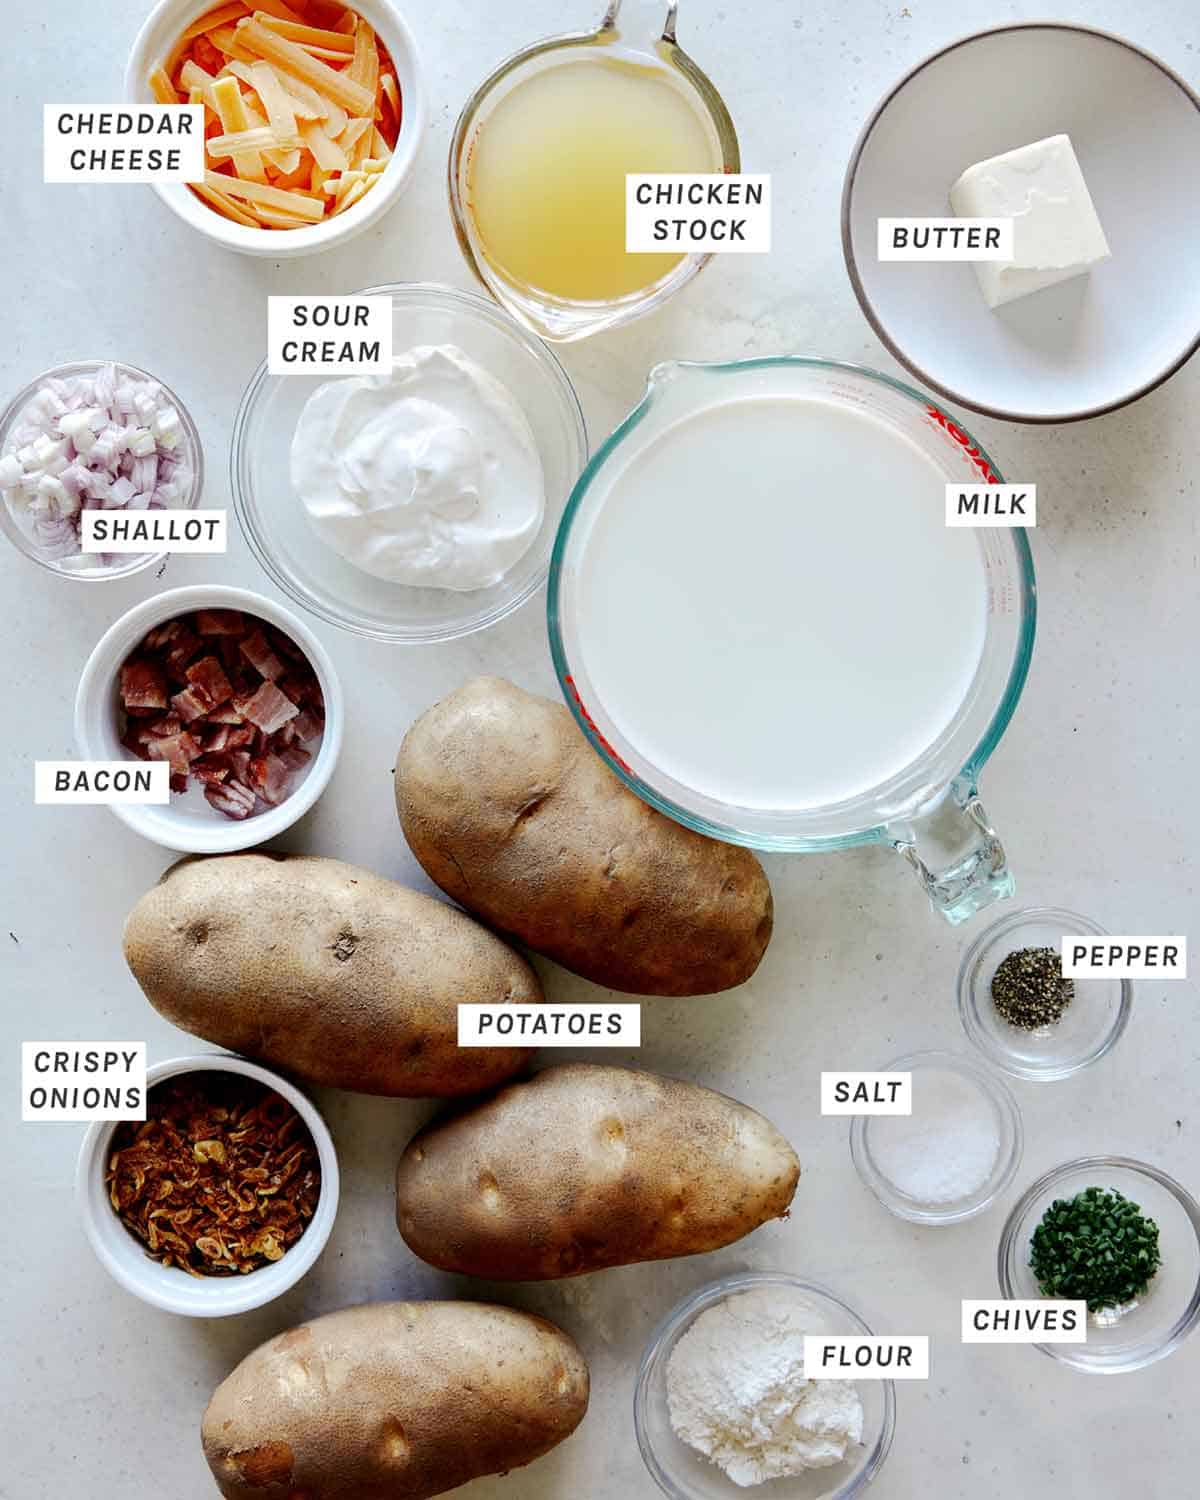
[
  {"xmin": 548, "ymin": 356, "xmax": 1036, "ymax": 925},
  {"xmin": 447, "ymin": 0, "xmax": 740, "ymax": 342}
]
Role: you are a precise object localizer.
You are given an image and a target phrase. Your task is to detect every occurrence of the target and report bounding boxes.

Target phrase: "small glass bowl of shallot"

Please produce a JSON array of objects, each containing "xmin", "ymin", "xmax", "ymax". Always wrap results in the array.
[
  {"xmin": 74, "ymin": 584, "xmax": 343, "ymax": 852},
  {"xmin": 0, "ymin": 360, "xmax": 203, "ymax": 580}
]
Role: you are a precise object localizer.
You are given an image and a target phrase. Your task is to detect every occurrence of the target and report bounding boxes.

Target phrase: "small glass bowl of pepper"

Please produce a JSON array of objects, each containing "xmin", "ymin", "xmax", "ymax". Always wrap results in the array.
[
  {"xmin": 999, "ymin": 1157, "xmax": 1200, "ymax": 1372},
  {"xmin": 957, "ymin": 907, "xmax": 1131, "ymax": 1082}
]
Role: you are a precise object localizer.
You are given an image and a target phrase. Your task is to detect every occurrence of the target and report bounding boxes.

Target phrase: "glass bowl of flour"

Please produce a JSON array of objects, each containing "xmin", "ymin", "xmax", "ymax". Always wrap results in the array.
[{"xmin": 635, "ymin": 1273, "xmax": 895, "ymax": 1499}]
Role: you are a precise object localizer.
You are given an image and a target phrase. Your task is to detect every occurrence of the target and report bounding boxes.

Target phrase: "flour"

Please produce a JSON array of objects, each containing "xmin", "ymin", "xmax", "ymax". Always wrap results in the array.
[{"xmin": 665, "ymin": 1289, "xmax": 864, "ymax": 1487}]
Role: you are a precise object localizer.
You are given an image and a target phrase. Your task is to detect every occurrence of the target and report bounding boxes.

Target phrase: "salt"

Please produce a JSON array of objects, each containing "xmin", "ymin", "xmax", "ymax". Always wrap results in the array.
[{"xmin": 868, "ymin": 1069, "xmax": 999, "ymax": 1203}]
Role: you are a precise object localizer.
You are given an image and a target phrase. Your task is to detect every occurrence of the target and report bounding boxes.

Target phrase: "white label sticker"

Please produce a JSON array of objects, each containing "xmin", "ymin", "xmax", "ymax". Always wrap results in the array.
[
  {"xmin": 945, "ymin": 484, "xmax": 1036, "ymax": 527},
  {"xmin": 961, "ymin": 1300, "xmax": 1087, "ymax": 1343},
  {"xmin": 458, "ymin": 1004, "xmax": 641, "ymax": 1048},
  {"xmin": 626, "ymin": 174, "xmax": 771, "ymax": 253},
  {"xmin": 803, "ymin": 1336, "xmax": 929, "ymax": 1380},
  {"xmin": 1062, "ymin": 937, "xmax": 1187, "ymax": 979},
  {"xmin": 44, "ymin": 104, "xmax": 205, "ymax": 183},
  {"xmin": 820, "ymin": 1071, "xmax": 912, "ymax": 1115},
  {"xmin": 81, "ymin": 509, "xmax": 226, "ymax": 553},
  {"xmin": 22, "ymin": 1043, "xmax": 146, "ymax": 1121},
  {"xmin": 267, "ymin": 296, "xmax": 393, "ymax": 374},
  {"xmin": 35, "ymin": 761, "xmax": 170, "ymax": 804},
  {"xmin": 877, "ymin": 217, "xmax": 1014, "ymax": 261}
]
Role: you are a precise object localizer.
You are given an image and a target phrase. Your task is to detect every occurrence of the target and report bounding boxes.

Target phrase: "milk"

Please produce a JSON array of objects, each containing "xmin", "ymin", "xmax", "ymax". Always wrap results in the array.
[{"xmin": 574, "ymin": 395, "xmax": 987, "ymax": 811}]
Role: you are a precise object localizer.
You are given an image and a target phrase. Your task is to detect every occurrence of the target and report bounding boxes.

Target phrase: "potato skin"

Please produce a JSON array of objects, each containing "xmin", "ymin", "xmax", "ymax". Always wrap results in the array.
[
  {"xmin": 395, "ymin": 1064, "xmax": 800, "ymax": 1280},
  {"xmin": 123, "ymin": 853, "xmax": 540, "ymax": 1097},
  {"xmin": 394, "ymin": 677, "xmax": 774, "ymax": 996},
  {"xmin": 202, "ymin": 1301, "xmax": 589, "ymax": 1500}
]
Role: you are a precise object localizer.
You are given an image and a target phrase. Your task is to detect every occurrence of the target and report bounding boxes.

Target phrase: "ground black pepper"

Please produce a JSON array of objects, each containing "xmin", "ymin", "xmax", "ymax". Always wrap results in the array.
[{"xmin": 990, "ymin": 946, "xmax": 1073, "ymax": 1030}]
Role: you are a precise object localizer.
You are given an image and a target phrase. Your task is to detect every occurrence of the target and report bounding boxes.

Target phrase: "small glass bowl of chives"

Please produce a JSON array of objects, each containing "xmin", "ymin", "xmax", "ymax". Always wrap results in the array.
[{"xmin": 999, "ymin": 1157, "xmax": 1200, "ymax": 1373}]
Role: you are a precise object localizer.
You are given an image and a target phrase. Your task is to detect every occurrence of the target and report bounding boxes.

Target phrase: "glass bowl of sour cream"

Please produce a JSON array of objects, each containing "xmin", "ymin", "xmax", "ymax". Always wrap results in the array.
[
  {"xmin": 635, "ymin": 1272, "xmax": 895, "ymax": 1500},
  {"xmin": 231, "ymin": 283, "xmax": 587, "ymax": 643}
]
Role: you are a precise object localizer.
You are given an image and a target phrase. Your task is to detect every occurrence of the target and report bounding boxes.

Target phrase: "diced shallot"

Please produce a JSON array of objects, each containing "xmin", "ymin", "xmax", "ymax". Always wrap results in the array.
[{"xmin": 0, "ymin": 363, "xmax": 196, "ymax": 565}]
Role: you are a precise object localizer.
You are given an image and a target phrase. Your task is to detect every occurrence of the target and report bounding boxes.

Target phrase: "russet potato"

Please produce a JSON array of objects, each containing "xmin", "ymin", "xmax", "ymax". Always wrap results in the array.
[
  {"xmin": 123, "ymin": 852, "xmax": 540, "ymax": 1096},
  {"xmin": 395, "ymin": 677, "xmax": 774, "ymax": 996},
  {"xmin": 202, "ymin": 1301, "xmax": 589, "ymax": 1500},
  {"xmin": 395, "ymin": 1064, "xmax": 800, "ymax": 1280}
]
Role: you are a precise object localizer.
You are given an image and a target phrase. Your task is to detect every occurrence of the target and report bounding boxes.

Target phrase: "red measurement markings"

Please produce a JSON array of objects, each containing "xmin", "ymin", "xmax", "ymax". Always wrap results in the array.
[
  {"xmin": 926, "ymin": 405, "xmax": 1001, "ymax": 485},
  {"xmin": 563, "ymin": 675, "xmax": 633, "ymax": 775}
]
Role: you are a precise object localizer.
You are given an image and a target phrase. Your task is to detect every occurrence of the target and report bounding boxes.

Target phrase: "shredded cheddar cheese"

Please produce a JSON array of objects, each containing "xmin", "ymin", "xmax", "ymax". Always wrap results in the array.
[{"xmin": 154, "ymin": 0, "xmax": 400, "ymax": 230}]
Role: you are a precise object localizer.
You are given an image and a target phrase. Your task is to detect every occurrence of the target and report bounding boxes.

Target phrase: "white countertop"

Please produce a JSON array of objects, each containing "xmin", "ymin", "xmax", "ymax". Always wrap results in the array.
[{"xmin": 3, "ymin": 1, "xmax": 1198, "ymax": 1495}]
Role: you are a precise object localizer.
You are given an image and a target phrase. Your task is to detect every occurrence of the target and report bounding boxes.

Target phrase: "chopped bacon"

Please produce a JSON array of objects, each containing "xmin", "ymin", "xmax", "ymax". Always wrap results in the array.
[
  {"xmin": 226, "ymin": 749, "xmax": 253, "ymax": 783},
  {"xmin": 171, "ymin": 686, "xmax": 210, "ymax": 724},
  {"xmin": 191, "ymin": 755, "xmax": 231, "ymax": 786},
  {"xmin": 248, "ymin": 753, "xmax": 292, "ymax": 806},
  {"xmin": 278, "ymin": 669, "xmax": 320, "ymax": 708},
  {"xmin": 206, "ymin": 704, "xmax": 245, "ymax": 725},
  {"xmin": 267, "ymin": 624, "xmax": 306, "ymax": 662},
  {"xmin": 203, "ymin": 724, "xmax": 232, "ymax": 754},
  {"xmin": 121, "ymin": 728, "xmax": 151, "ymax": 760},
  {"xmin": 238, "ymin": 628, "xmax": 286, "ymax": 682},
  {"xmin": 236, "ymin": 680, "xmax": 299, "ymax": 736},
  {"xmin": 139, "ymin": 714, "xmax": 183, "ymax": 743},
  {"xmin": 204, "ymin": 779, "xmax": 256, "ymax": 820},
  {"xmin": 185, "ymin": 654, "xmax": 234, "ymax": 709},
  {"xmin": 163, "ymin": 625, "xmax": 203, "ymax": 676},
  {"xmin": 277, "ymin": 744, "xmax": 311, "ymax": 773},
  {"xmin": 120, "ymin": 608, "xmax": 322, "ymax": 821},
  {"xmin": 292, "ymin": 708, "xmax": 324, "ymax": 744},
  {"xmin": 120, "ymin": 657, "xmax": 168, "ymax": 711},
  {"xmin": 147, "ymin": 730, "xmax": 202, "ymax": 776},
  {"xmin": 194, "ymin": 608, "xmax": 247, "ymax": 636},
  {"xmin": 142, "ymin": 620, "xmax": 181, "ymax": 651}
]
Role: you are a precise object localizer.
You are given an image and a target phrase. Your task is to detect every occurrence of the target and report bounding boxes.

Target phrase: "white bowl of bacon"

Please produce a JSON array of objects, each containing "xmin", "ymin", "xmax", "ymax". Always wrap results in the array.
[
  {"xmin": 126, "ymin": 0, "xmax": 426, "ymax": 258},
  {"xmin": 75, "ymin": 584, "xmax": 343, "ymax": 851}
]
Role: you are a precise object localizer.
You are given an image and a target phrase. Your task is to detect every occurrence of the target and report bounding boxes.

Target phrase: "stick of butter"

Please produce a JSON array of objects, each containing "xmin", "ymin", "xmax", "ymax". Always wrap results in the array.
[{"xmin": 949, "ymin": 134, "xmax": 1111, "ymax": 309}]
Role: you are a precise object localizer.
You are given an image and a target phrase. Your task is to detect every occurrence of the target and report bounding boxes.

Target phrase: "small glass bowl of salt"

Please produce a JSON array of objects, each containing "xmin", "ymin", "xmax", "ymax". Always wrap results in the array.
[{"xmin": 850, "ymin": 1050, "xmax": 1022, "ymax": 1225}]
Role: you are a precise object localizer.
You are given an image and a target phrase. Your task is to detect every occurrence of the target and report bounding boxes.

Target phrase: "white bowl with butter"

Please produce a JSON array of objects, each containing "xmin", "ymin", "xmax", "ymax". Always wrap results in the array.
[{"xmin": 842, "ymin": 23, "xmax": 1200, "ymax": 423}]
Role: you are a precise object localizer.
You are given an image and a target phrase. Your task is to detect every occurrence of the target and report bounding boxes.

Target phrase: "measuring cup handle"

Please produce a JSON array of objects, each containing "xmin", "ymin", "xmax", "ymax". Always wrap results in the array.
[
  {"xmin": 600, "ymin": 0, "xmax": 680, "ymax": 43},
  {"xmin": 890, "ymin": 781, "xmax": 1014, "ymax": 925}
]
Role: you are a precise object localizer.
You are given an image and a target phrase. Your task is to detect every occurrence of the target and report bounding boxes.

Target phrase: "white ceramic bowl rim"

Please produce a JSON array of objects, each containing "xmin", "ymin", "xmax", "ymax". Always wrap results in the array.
[
  {"xmin": 124, "ymin": 0, "xmax": 427, "ymax": 257},
  {"xmin": 73, "ymin": 584, "xmax": 344, "ymax": 852},
  {"xmin": 75, "ymin": 1051, "xmax": 339, "ymax": 1317},
  {"xmin": 634, "ymin": 1271, "xmax": 896, "ymax": 1500},
  {"xmin": 841, "ymin": 20, "xmax": 1200, "ymax": 424}
]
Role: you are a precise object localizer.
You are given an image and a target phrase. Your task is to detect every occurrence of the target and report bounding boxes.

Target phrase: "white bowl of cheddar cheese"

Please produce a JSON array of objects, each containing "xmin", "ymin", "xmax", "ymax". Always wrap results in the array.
[{"xmin": 126, "ymin": 0, "xmax": 426, "ymax": 258}]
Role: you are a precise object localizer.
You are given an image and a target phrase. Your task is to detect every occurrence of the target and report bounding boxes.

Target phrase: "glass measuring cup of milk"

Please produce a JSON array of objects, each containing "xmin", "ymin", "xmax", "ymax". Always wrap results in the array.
[{"xmin": 548, "ymin": 358, "xmax": 1036, "ymax": 924}]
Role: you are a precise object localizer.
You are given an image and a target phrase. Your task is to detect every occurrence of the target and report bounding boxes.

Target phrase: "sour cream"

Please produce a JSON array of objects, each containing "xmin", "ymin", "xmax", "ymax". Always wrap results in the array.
[{"xmin": 290, "ymin": 344, "xmax": 545, "ymax": 591}]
